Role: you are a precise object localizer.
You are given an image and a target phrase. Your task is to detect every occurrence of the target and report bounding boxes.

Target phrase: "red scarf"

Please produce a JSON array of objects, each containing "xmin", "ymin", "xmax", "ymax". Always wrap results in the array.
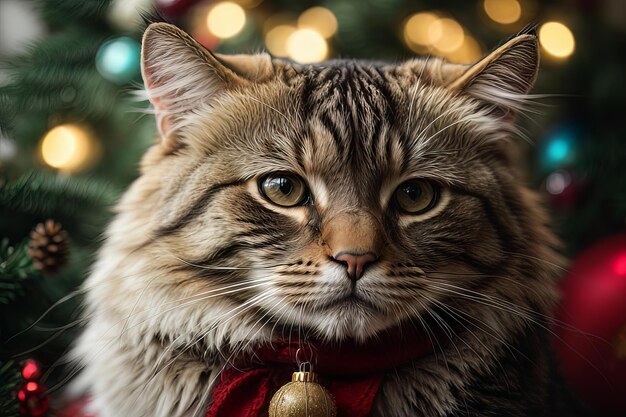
[
  {"xmin": 59, "ymin": 326, "xmax": 439, "ymax": 417},
  {"xmin": 206, "ymin": 325, "xmax": 439, "ymax": 417}
]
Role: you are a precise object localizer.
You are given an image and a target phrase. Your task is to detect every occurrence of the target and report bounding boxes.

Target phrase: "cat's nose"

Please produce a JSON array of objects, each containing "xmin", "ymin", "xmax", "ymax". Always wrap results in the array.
[{"xmin": 332, "ymin": 251, "xmax": 378, "ymax": 281}]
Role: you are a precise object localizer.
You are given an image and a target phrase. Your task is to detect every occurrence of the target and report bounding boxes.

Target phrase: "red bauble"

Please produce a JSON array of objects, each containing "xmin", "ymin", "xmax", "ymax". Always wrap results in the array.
[
  {"xmin": 21, "ymin": 359, "xmax": 42, "ymax": 381},
  {"xmin": 553, "ymin": 233, "xmax": 626, "ymax": 413},
  {"xmin": 17, "ymin": 381, "xmax": 50, "ymax": 417}
]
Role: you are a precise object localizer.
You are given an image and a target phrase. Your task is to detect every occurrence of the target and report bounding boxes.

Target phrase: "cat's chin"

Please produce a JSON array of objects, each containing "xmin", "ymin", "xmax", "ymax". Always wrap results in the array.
[{"xmin": 289, "ymin": 297, "xmax": 401, "ymax": 342}]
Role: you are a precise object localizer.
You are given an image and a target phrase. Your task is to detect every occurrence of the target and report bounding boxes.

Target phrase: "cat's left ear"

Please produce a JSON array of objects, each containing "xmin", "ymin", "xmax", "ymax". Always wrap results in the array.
[
  {"xmin": 447, "ymin": 29, "xmax": 539, "ymax": 118},
  {"xmin": 141, "ymin": 23, "xmax": 273, "ymax": 151}
]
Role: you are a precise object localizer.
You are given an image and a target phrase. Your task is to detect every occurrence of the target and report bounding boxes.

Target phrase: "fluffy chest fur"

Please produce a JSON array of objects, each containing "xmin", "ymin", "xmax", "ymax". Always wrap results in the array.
[{"xmin": 72, "ymin": 23, "xmax": 570, "ymax": 417}]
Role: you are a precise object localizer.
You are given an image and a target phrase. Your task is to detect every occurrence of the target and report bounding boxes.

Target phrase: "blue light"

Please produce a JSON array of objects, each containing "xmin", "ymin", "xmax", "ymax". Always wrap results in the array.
[
  {"xmin": 546, "ymin": 136, "xmax": 570, "ymax": 163},
  {"xmin": 96, "ymin": 37, "xmax": 141, "ymax": 85},
  {"xmin": 540, "ymin": 128, "xmax": 577, "ymax": 170}
]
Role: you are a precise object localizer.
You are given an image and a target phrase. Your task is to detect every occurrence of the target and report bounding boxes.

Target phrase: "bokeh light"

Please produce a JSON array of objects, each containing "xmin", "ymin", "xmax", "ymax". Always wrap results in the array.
[
  {"xmin": 539, "ymin": 21, "xmax": 575, "ymax": 59},
  {"xmin": 545, "ymin": 170, "xmax": 572, "ymax": 195},
  {"xmin": 483, "ymin": 0, "xmax": 522, "ymax": 25},
  {"xmin": 445, "ymin": 35, "xmax": 483, "ymax": 64},
  {"xmin": 95, "ymin": 37, "xmax": 141, "ymax": 84},
  {"xmin": 265, "ymin": 25, "xmax": 296, "ymax": 57},
  {"xmin": 404, "ymin": 12, "xmax": 439, "ymax": 48},
  {"xmin": 297, "ymin": 7, "xmax": 338, "ymax": 39},
  {"xmin": 540, "ymin": 128, "xmax": 577, "ymax": 170},
  {"xmin": 403, "ymin": 13, "xmax": 473, "ymax": 61},
  {"xmin": 206, "ymin": 2, "xmax": 246, "ymax": 39},
  {"xmin": 429, "ymin": 17, "xmax": 465, "ymax": 53},
  {"xmin": 287, "ymin": 28, "xmax": 328, "ymax": 63},
  {"xmin": 40, "ymin": 124, "xmax": 99, "ymax": 172}
]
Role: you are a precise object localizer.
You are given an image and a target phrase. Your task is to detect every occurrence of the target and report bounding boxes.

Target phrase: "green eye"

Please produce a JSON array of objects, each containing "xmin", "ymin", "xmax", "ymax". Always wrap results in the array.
[
  {"xmin": 259, "ymin": 174, "xmax": 308, "ymax": 207},
  {"xmin": 395, "ymin": 179, "xmax": 439, "ymax": 214}
]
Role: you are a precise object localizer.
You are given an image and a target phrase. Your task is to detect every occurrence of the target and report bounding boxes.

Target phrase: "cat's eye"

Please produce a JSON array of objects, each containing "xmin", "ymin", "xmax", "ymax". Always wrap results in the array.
[
  {"xmin": 394, "ymin": 179, "xmax": 439, "ymax": 214},
  {"xmin": 259, "ymin": 174, "xmax": 309, "ymax": 207}
]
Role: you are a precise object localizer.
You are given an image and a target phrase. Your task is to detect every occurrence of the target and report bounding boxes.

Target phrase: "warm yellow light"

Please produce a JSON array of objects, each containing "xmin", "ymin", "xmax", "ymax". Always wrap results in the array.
[
  {"xmin": 404, "ymin": 12, "xmax": 439, "ymax": 47},
  {"xmin": 40, "ymin": 124, "xmax": 96, "ymax": 172},
  {"xmin": 445, "ymin": 35, "xmax": 483, "ymax": 64},
  {"xmin": 206, "ymin": 2, "xmax": 246, "ymax": 39},
  {"xmin": 265, "ymin": 25, "xmax": 296, "ymax": 57},
  {"xmin": 286, "ymin": 29, "xmax": 328, "ymax": 63},
  {"xmin": 483, "ymin": 0, "xmax": 522, "ymax": 25},
  {"xmin": 297, "ymin": 7, "xmax": 338, "ymax": 39},
  {"xmin": 430, "ymin": 18, "xmax": 465, "ymax": 53},
  {"xmin": 539, "ymin": 21, "xmax": 575, "ymax": 58}
]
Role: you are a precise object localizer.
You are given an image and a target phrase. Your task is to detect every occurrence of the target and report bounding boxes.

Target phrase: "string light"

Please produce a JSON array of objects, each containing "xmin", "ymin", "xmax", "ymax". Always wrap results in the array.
[
  {"xmin": 206, "ymin": 2, "xmax": 246, "ymax": 39},
  {"xmin": 265, "ymin": 25, "xmax": 296, "ymax": 57},
  {"xmin": 40, "ymin": 124, "xmax": 99, "ymax": 172},
  {"xmin": 539, "ymin": 21, "xmax": 575, "ymax": 59},
  {"xmin": 286, "ymin": 29, "xmax": 328, "ymax": 63},
  {"xmin": 297, "ymin": 7, "xmax": 338, "ymax": 39},
  {"xmin": 483, "ymin": 0, "xmax": 521, "ymax": 25}
]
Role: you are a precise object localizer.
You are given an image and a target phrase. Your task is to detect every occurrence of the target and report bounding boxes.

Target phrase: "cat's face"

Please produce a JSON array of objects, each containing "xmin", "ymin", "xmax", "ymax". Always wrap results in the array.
[{"xmin": 112, "ymin": 23, "xmax": 557, "ymax": 344}]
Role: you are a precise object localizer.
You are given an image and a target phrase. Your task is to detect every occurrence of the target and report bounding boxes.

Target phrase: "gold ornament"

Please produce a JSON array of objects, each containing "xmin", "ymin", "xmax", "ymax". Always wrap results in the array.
[{"xmin": 269, "ymin": 371, "xmax": 337, "ymax": 417}]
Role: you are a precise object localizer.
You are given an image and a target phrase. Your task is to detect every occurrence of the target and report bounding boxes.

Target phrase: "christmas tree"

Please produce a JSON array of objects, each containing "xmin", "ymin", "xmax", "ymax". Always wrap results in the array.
[{"xmin": 1, "ymin": 0, "xmax": 625, "ymax": 416}]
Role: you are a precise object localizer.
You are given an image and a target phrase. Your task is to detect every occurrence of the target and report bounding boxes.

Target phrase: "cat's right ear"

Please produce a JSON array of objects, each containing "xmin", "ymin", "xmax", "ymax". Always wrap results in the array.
[{"xmin": 141, "ymin": 23, "xmax": 271, "ymax": 151}]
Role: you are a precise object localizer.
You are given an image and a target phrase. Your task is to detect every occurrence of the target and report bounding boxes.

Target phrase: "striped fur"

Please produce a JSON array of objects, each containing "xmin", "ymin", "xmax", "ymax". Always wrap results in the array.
[{"xmin": 72, "ymin": 23, "xmax": 576, "ymax": 417}]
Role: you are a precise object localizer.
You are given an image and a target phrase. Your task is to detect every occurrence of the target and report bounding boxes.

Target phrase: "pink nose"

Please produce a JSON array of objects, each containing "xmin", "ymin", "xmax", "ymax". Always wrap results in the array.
[{"xmin": 333, "ymin": 251, "xmax": 378, "ymax": 281}]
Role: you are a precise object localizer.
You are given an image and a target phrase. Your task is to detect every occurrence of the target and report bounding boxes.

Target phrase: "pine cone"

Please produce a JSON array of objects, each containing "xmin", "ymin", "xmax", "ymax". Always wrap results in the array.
[{"xmin": 27, "ymin": 220, "xmax": 69, "ymax": 274}]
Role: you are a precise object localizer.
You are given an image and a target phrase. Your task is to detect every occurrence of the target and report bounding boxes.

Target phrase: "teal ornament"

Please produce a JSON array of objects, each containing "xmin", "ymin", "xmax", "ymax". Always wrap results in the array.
[{"xmin": 96, "ymin": 37, "xmax": 141, "ymax": 84}]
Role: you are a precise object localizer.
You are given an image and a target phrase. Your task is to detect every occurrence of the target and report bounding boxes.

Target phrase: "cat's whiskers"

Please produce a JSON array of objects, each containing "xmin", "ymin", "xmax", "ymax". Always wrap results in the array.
[
  {"xmin": 410, "ymin": 104, "xmax": 465, "ymax": 155},
  {"xmin": 501, "ymin": 251, "xmax": 569, "ymax": 273},
  {"xmin": 8, "ymin": 265, "xmax": 156, "ymax": 343},
  {"xmin": 421, "ymin": 293, "xmax": 518, "ymax": 377},
  {"xmin": 189, "ymin": 297, "xmax": 293, "ymax": 417},
  {"xmin": 420, "ymin": 113, "xmax": 487, "ymax": 149},
  {"xmin": 423, "ymin": 281, "xmax": 611, "ymax": 384},
  {"xmin": 174, "ymin": 255, "xmax": 292, "ymax": 271},
  {"xmin": 45, "ymin": 277, "xmax": 277, "ymax": 394},
  {"xmin": 141, "ymin": 278, "xmax": 279, "ymax": 372},
  {"xmin": 113, "ymin": 277, "xmax": 276, "ymax": 348},
  {"xmin": 241, "ymin": 95, "xmax": 300, "ymax": 133},
  {"xmin": 391, "ymin": 266, "xmax": 603, "ymax": 378},
  {"xmin": 426, "ymin": 270, "xmax": 603, "ymax": 339},
  {"xmin": 128, "ymin": 289, "xmax": 281, "ymax": 413},
  {"xmin": 401, "ymin": 301, "xmax": 446, "ymax": 368}
]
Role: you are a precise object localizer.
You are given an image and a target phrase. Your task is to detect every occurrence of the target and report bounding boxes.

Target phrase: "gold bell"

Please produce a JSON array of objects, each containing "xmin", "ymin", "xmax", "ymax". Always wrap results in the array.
[{"xmin": 268, "ymin": 371, "xmax": 337, "ymax": 417}]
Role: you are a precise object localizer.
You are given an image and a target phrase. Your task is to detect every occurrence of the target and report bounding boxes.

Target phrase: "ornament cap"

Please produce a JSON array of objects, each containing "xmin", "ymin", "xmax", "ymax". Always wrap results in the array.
[{"xmin": 292, "ymin": 371, "xmax": 318, "ymax": 383}]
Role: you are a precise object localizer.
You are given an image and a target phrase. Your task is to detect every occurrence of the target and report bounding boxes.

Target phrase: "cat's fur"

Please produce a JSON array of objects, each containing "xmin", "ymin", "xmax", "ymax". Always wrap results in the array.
[{"xmin": 72, "ymin": 23, "xmax": 574, "ymax": 417}]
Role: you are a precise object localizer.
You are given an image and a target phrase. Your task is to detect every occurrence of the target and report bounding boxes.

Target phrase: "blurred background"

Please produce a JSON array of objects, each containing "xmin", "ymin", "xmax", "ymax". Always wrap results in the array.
[{"xmin": 0, "ymin": 0, "xmax": 625, "ymax": 416}]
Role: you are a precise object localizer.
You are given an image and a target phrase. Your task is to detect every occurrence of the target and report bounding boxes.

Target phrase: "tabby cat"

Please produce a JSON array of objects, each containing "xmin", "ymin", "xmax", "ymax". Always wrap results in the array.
[{"xmin": 72, "ymin": 22, "xmax": 575, "ymax": 417}]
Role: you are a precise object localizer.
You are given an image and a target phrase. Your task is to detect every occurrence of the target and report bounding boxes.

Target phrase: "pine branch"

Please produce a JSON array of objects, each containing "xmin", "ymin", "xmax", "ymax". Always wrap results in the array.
[
  {"xmin": 0, "ymin": 239, "xmax": 39, "ymax": 306},
  {"xmin": 34, "ymin": 0, "xmax": 113, "ymax": 27},
  {"xmin": 0, "ymin": 28, "xmax": 125, "ymax": 137},
  {"xmin": 0, "ymin": 360, "xmax": 21, "ymax": 417},
  {"xmin": 0, "ymin": 171, "xmax": 119, "ymax": 218}
]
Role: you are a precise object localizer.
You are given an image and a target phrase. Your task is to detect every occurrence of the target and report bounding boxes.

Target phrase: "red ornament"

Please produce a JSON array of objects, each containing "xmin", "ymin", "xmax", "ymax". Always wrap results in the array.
[
  {"xmin": 553, "ymin": 233, "xmax": 626, "ymax": 413},
  {"xmin": 21, "ymin": 360, "xmax": 42, "ymax": 381},
  {"xmin": 17, "ymin": 381, "xmax": 50, "ymax": 417}
]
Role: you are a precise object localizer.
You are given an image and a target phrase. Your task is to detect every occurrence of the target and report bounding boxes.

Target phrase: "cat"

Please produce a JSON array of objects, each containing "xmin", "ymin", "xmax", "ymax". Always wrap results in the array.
[{"xmin": 71, "ymin": 22, "xmax": 578, "ymax": 417}]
